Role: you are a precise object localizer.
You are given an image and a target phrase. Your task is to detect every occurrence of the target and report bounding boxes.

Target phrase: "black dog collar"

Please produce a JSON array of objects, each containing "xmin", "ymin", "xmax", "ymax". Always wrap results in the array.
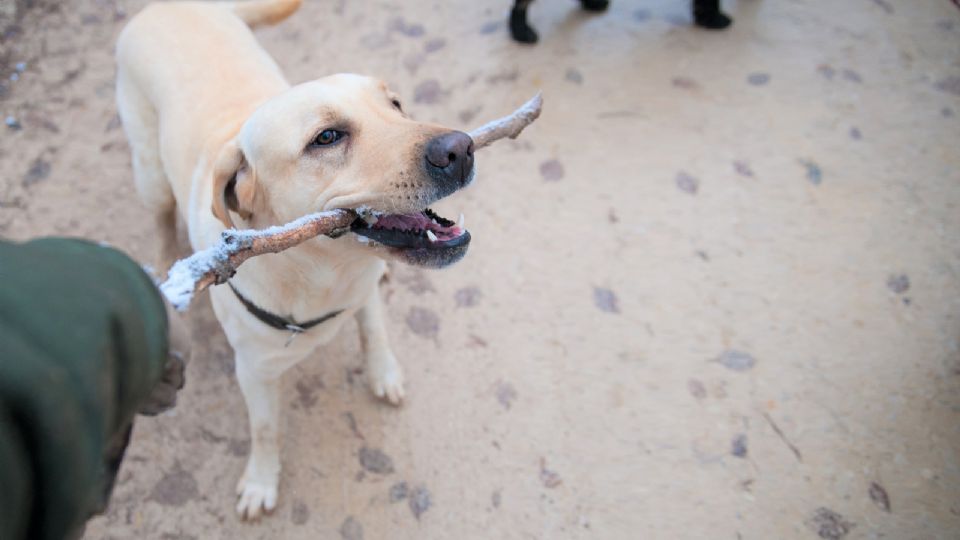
[{"xmin": 229, "ymin": 282, "xmax": 342, "ymax": 333}]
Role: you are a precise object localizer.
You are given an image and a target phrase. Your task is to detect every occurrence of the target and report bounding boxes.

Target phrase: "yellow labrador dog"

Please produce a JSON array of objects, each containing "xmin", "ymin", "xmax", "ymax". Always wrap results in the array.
[{"xmin": 116, "ymin": 0, "xmax": 473, "ymax": 520}]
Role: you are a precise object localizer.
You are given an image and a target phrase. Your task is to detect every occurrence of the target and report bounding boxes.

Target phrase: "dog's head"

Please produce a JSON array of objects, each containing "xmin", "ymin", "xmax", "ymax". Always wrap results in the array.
[{"xmin": 212, "ymin": 74, "xmax": 473, "ymax": 268}]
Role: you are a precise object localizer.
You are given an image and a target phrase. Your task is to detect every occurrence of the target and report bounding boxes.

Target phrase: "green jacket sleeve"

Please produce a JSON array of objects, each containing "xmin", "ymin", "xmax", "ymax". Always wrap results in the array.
[{"xmin": 0, "ymin": 238, "xmax": 169, "ymax": 540}]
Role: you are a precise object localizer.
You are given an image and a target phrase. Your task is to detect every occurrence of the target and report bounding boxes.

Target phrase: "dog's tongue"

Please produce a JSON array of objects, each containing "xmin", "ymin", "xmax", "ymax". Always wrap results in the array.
[
  {"xmin": 376, "ymin": 213, "xmax": 430, "ymax": 231},
  {"xmin": 374, "ymin": 212, "xmax": 464, "ymax": 241}
]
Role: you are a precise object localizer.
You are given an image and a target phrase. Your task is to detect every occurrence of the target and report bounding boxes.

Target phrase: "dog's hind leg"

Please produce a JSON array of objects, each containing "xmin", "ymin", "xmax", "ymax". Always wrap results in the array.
[
  {"xmin": 356, "ymin": 280, "xmax": 405, "ymax": 405},
  {"xmin": 116, "ymin": 73, "xmax": 179, "ymax": 275}
]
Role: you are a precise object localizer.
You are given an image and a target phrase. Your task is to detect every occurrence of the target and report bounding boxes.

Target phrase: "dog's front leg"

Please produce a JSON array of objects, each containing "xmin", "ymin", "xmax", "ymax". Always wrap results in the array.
[
  {"xmin": 356, "ymin": 287, "xmax": 405, "ymax": 405},
  {"xmin": 235, "ymin": 354, "xmax": 284, "ymax": 520}
]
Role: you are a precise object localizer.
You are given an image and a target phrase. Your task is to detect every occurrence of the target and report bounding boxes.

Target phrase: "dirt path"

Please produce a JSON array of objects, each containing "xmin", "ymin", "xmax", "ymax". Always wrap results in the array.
[{"xmin": 2, "ymin": 0, "xmax": 959, "ymax": 538}]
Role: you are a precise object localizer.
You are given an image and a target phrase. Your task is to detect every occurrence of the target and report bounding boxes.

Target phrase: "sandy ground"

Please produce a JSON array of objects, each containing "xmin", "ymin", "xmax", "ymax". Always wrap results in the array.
[{"xmin": 2, "ymin": 0, "xmax": 959, "ymax": 538}]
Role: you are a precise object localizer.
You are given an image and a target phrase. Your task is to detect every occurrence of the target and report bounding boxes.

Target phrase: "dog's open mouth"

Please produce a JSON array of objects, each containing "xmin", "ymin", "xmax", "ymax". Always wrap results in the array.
[{"xmin": 350, "ymin": 208, "xmax": 471, "ymax": 267}]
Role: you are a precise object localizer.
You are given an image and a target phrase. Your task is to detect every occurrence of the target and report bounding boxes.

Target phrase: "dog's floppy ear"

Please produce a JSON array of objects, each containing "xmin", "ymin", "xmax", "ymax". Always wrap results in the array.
[{"xmin": 211, "ymin": 140, "xmax": 257, "ymax": 229}]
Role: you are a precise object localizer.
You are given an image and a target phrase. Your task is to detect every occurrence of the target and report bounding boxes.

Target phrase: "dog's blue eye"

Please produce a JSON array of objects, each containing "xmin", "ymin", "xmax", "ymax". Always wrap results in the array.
[{"xmin": 312, "ymin": 129, "xmax": 345, "ymax": 147}]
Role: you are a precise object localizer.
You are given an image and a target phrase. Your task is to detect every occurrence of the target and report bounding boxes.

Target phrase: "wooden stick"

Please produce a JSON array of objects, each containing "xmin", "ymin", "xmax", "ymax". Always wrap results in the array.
[
  {"xmin": 469, "ymin": 93, "xmax": 543, "ymax": 149},
  {"xmin": 161, "ymin": 210, "xmax": 356, "ymax": 310},
  {"xmin": 160, "ymin": 93, "xmax": 544, "ymax": 310}
]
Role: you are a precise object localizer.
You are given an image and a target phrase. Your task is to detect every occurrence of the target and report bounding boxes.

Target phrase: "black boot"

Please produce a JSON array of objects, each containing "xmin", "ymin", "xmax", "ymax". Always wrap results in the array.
[
  {"xmin": 693, "ymin": 0, "xmax": 732, "ymax": 30},
  {"xmin": 509, "ymin": 1, "xmax": 538, "ymax": 44},
  {"xmin": 579, "ymin": 0, "xmax": 610, "ymax": 12},
  {"xmin": 509, "ymin": 8, "xmax": 538, "ymax": 43}
]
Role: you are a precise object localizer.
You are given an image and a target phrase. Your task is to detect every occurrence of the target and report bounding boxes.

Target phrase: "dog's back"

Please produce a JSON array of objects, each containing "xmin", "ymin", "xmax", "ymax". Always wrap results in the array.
[
  {"xmin": 231, "ymin": 0, "xmax": 302, "ymax": 27},
  {"xmin": 115, "ymin": 0, "xmax": 302, "ymax": 263},
  {"xmin": 116, "ymin": 0, "xmax": 301, "ymax": 113}
]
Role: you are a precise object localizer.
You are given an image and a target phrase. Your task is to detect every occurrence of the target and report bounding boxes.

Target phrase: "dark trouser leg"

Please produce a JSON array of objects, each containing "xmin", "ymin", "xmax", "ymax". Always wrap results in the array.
[
  {"xmin": 693, "ymin": 0, "xmax": 732, "ymax": 29},
  {"xmin": 579, "ymin": 0, "xmax": 610, "ymax": 12},
  {"xmin": 510, "ymin": 0, "xmax": 538, "ymax": 43}
]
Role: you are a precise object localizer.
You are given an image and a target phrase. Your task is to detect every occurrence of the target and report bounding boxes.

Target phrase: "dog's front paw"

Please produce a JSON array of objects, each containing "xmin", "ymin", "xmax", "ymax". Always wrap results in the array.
[
  {"xmin": 367, "ymin": 351, "xmax": 405, "ymax": 405},
  {"xmin": 236, "ymin": 474, "xmax": 278, "ymax": 521}
]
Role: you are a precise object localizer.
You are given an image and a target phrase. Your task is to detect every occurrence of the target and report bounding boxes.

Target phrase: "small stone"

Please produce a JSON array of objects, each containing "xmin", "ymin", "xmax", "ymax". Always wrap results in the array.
[
  {"xmin": 23, "ymin": 158, "xmax": 51, "ymax": 186},
  {"xmin": 539, "ymin": 458, "xmax": 562, "ymax": 489},
  {"xmin": 389, "ymin": 481, "xmax": 409, "ymax": 502},
  {"xmin": 593, "ymin": 287, "xmax": 620, "ymax": 314},
  {"xmin": 480, "ymin": 21, "xmax": 500, "ymax": 35},
  {"xmin": 424, "ymin": 38, "xmax": 446, "ymax": 53},
  {"xmin": 871, "ymin": 0, "xmax": 894, "ymax": 14},
  {"xmin": 408, "ymin": 485, "xmax": 432, "ymax": 520},
  {"xmin": 5, "ymin": 116, "xmax": 21, "ymax": 130},
  {"xmin": 841, "ymin": 69, "xmax": 863, "ymax": 83},
  {"xmin": 539, "ymin": 159, "xmax": 564, "ymax": 182},
  {"xmin": 467, "ymin": 335, "xmax": 488, "ymax": 348},
  {"xmin": 340, "ymin": 516, "xmax": 364, "ymax": 540},
  {"xmin": 491, "ymin": 490, "xmax": 502, "ymax": 508},
  {"xmin": 565, "ymin": 68, "xmax": 583, "ymax": 84},
  {"xmin": 799, "ymin": 159, "xmax": 822, "ymax": 185},
  {"xmin": 849, "ymin": 127, "xmax": 862, "ymax": 140},
  {"xmin": 733, "ymin": 160, "xmax": 754, "ymax": 177},
  {"xmin": 675, "ymin": 171, "xmax": 699, "ymax": 194},
  {"xmin": 227, "ymin": 438, "xmax": 249, "ymax": 457},
  {"xmin": 817, "ymin": 64, "xmax": 836, "ymax": 80},
  {"xmin": 388, "ymin": 17, "xmax": 425, "ymax": 37},
  {"xmin": 672, "ymin": 77, "xmax": 700, "ymax": 90},
  {"xmin": 731, "ymin": 434, "xmax": 748, "ymax": 458},
  {"xmin": 148, "ymin": 463, "xmax": 199, "ymax": 507},
  {"xmin": 934, "ymin": 76, "xmax": 960, "ymax": 96},
  {"xmin": 886, "ymin": 274, "xmax": 909, "ymax": 294},
  {"xmin": 398, "ymin": 269, "xmax": 434, "ymax": 295},
  {"xmin": 342, "ymin": 411, "xmax": 363, "ymax": 440},
  {"xmin": 688, "ymin": 378, "xmax": 707, "ymax": 400},
  {"xmin": 747, "ymin": 72, "xmax": 770, "ymax": 86},
  {"xmin": 715, "ymin": 350, "xmax": 756, "ymax": 372},
  {"xmin": 358, "ymin": 447, "xmax": 394, "ymax": 474},
  {"xmin": 454, "ymin": 286, "xmax": 482, "ymax": 308},
  {"xmin": 413, "ymin": 79, "xmax": 443, "ymax": 104},
  {"xmin": 105, "ymin": 115, "xmax": 123, "ymax": 132},
  {"xmin": 495, "ymin": 381, "xmax": 518, "ymax": 410},
  {"xmin": 14, "ymin": 62, "xmax": 26, "ymax": 72},
  {"xmin": 808, "ymin": 507, "xmax": 854, "ymax": 539},
  {"xmin": 406, "ymin": 307, "xmax": 439, "ymax": 339},
  {"xmin": 291, "ymin": 500, "xmax": 310, "ymax": 525},
  {"xmin": 868, "ymin": 482, "xmax": 891, "ymax": 513},
  {"xmin": 295, "ymin": 377, "xmax": 320, "ymax": 409}
]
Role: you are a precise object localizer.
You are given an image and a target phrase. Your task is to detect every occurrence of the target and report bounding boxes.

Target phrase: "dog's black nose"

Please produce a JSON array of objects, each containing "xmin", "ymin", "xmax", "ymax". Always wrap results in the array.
[{"xmin": 425, "ymin": 131, "xmax": 474, "ymax": 187}]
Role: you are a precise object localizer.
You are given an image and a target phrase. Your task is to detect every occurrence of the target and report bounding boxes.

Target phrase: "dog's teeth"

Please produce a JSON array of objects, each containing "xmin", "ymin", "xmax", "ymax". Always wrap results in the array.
[
  {"xmin": 426, "ymin": 230, "xmax": 438, "ymax": 242},
  {"xmin": 458, "ymin": 213, "xmax": 465, "ymax": 229},
  {"xmin": 363, "ymin": 214, "xmax": 378, "ymax": 225}
]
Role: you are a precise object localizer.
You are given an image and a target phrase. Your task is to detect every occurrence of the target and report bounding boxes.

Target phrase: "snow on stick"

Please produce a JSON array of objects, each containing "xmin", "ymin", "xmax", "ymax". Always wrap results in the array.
[
  {"xmin": 160, "ymin": 210, "xmax": 356, "ymax": 310},
  {"xmin": 160, "ymin": 93, "xmax": 543, "ymax": 310}
]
